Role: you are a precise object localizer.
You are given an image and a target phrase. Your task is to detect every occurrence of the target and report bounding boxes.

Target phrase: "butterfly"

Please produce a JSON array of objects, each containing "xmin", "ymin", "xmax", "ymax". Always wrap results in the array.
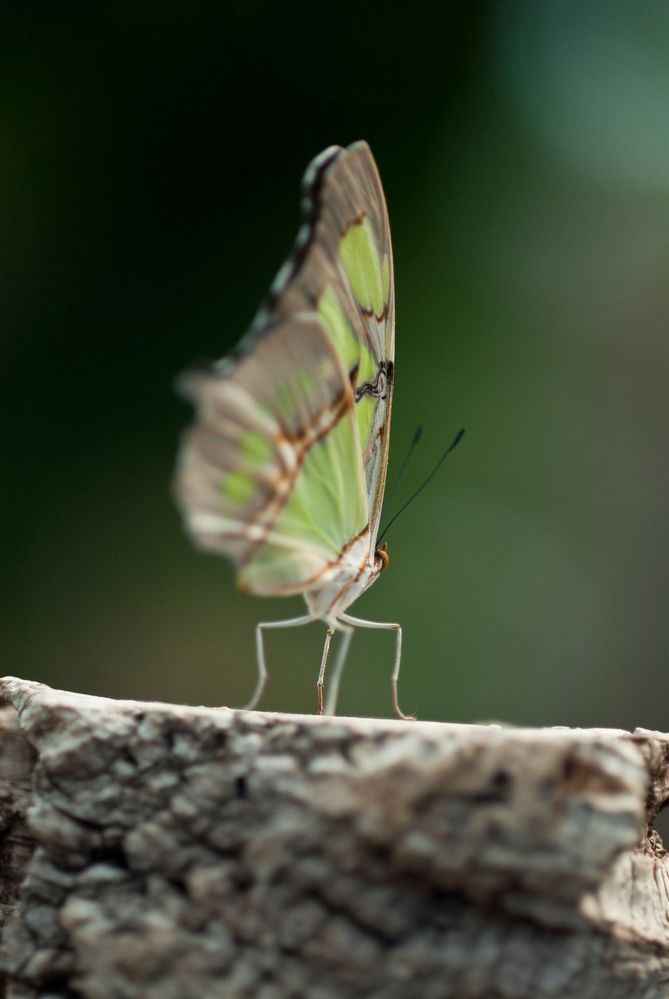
[{"xmin": 174, "ymin": 141, "xmax": 411, "ymax": 718}]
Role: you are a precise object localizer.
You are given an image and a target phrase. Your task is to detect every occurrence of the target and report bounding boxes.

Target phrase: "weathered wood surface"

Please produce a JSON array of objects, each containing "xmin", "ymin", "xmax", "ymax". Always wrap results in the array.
[{"xmin": 0, "ymin": 677, "xmax": 668, "ymax": 998}]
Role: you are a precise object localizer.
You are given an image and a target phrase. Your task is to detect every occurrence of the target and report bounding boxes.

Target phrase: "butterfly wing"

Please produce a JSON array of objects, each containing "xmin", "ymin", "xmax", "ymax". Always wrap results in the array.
[
  {"xmin": 255, "ymin": 141, "xmax": 395, "ymax": 541},
  {"xmin": 175, "ymin": 142, "xmax": 394, "ymax": 598},
  {"xmin": 176, "ymin": 315, "xmax": 368, "ymax": 595}
]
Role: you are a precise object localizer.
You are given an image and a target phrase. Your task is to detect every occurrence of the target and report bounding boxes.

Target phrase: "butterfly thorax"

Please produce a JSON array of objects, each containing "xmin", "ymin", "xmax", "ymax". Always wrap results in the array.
[{"xmin": 303, "ymin": 528, "xmax": 387, "ymax": 624}]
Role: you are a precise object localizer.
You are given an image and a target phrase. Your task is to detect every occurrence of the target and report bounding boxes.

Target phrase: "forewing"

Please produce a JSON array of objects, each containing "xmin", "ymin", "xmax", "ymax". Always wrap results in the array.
[
  {"xmin": 251, "ymin": 141, "xmax": 395, "ymax": 541},
  {"xmin": 175, "ymin": 316, "xmax": 369, "ymax": 596}
]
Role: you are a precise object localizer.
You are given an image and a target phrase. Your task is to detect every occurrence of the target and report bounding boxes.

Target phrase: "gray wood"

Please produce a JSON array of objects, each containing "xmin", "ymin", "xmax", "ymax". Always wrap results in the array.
[
  {"xmin": 0, "ymin": 676, "xmax": 668, "ymax": 998},
  {"xmin": 0, "ymin": 707, "xmax": 36, "ymax": 949}
]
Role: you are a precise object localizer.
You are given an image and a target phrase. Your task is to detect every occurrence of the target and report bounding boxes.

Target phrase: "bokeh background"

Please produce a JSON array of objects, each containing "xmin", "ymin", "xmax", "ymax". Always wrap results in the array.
[{"xmin": 4, "ymin": 1, "xmax": 669, "ymax": 727}]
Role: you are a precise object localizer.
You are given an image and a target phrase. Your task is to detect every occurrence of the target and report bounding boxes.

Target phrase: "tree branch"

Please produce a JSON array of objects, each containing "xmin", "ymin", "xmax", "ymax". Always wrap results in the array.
[{"xmin": 0, "ymin": 676, "xmax": 668, "ymax": 998}]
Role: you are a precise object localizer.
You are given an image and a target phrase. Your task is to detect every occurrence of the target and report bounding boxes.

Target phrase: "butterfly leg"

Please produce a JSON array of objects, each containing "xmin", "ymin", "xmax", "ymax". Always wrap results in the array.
[
  {"xmin": 323, "ymin": 626, "xmax": 354, "ymax": 716},
  {"xmin": 247, "ymin": 614, "xmax": 314, "ymax": 711},
  {"xmin": 316, "ymin": 626, "xmax": 336, "ymax": 715},
  {"xmin": 338, "ymin": 614, "xmax": 414, "ymax": 721}
]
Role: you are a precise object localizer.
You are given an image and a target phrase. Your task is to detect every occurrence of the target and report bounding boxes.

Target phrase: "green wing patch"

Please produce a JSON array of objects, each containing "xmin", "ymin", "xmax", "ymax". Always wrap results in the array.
[{"xmin": 340, "ymin": 216, "xmax": 386, "ymax": 317}]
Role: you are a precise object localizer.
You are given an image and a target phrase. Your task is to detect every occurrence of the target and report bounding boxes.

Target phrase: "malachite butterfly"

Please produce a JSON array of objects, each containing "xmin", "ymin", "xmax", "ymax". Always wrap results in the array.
[{"xmin": 174, "ymin": 141, "xmax": 411, "ymax": 718}]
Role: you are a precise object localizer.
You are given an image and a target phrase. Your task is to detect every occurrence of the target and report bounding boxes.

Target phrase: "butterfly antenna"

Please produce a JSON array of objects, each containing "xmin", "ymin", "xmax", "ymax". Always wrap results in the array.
[
  {"xmin": 386, "ymin": 425, "xmax": 423, "ymax": 503},
  {"xmin": 377, "ymin": 428, "xmax": 465, "ymax": 545}
]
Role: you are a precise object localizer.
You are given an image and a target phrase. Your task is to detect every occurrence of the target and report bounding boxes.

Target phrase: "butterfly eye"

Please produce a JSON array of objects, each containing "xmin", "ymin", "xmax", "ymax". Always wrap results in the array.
[{"xmin": 376, "ymin": 542, "xmax": 389, "ymax": 573}]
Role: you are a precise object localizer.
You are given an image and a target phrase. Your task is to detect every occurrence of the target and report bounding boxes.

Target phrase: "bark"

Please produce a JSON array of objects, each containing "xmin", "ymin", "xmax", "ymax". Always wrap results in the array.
[{"xmin": 0, "ymin": 676, "xmax": 668, "ymax": 999}]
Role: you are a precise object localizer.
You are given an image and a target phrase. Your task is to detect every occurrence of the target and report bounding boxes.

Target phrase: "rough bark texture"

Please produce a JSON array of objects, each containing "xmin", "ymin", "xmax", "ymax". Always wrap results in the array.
[
  {"xmin": 0, "ymin": 677, "xmax": 668, "ymax": 998},
  {"xmin": 0, "ymin": 707, "xmax": 36, "ymax": 974}
]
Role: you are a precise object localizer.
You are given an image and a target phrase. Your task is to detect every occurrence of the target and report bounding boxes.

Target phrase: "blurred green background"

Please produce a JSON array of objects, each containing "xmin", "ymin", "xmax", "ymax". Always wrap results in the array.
[{"xmin": 4, "ymin": 1, "xmax": 668, "ymax": 727}]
